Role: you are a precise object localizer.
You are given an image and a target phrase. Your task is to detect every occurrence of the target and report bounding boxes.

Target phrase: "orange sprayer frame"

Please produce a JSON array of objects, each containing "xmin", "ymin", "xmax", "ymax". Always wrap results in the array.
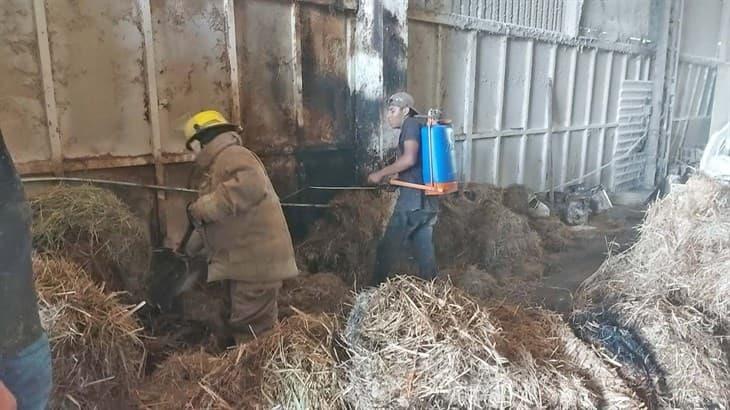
[{"xmin": 389, "ymin": 179, "xmax": 458, "ymax": 195}]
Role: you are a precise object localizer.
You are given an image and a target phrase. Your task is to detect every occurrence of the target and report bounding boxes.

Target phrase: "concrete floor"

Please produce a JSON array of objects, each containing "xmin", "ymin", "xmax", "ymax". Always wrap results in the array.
[{"xmin": 534, "ymin": 205, "xmax": 646, "ymax": 313}]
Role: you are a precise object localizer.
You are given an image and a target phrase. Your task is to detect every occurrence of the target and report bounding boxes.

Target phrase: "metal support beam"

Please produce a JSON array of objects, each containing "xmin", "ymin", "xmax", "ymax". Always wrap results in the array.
[
  {"xmin": 596, "ymin": 51, "xmax": 614, "ymax": 184},
  {"xmin": 224, "ymin": 0, "xmax": 241, "ymax": 125},
  {"xmin": 517, "ymin": 39, "xmax": 534, "ymax": 184},
  {"xmin": 408, "ymin": 9, "xmax": 654, "ymax": 55},
  {"xmin": 465, "ymin": 122, "xmax": 619, "ymax": 141},
  {"xmin": 611, "ymin": 53, "xmax": 629, "ymax": 187},
  {"xmin": 434, "ymin": 25, "xmax": 443, "ymax": 107},
  {"xmin": 561, "ymin": 47, "xmax": 578, "ymax": 186},
  {"xmin": 32, "ymin": 0, "xmax": 62, "ymax": 176},
  {"xmin": 540, "ymin": 45, "xmax": 558, "ymax": 191},
  {"xmin": 644, "ymin": 0, "xmax": 674, "ymax": 186},
  {"xmin": 718, "ymin": 0, "xmax": 730, "ymax": 62},
  {"xmin": 462, "ymin": 31, "xmax": 478, "ymax": 183},
  {"xmin": 579, "ymin": 48, "xmax": 597, "ymax": 182},
  {"xmin": 138, "ymin": 0, "xmax": 167, "ymax": 237},
  {"xmin": 660, "ymin": 0, "xmax": 684, "ymax": 176},
  {"xmin": 290, "ymin": 2, "xmax": 304, "ymax": 129},
  {"xmin": 493, "ymin": 36, "xmax": 509, "ymax": 185}
]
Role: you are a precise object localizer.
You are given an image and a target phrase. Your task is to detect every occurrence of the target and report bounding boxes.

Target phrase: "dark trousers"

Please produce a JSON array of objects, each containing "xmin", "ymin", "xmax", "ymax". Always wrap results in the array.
[{"xmin": 372, "ymin": 209, "xmax": 438, "ymax": 286}]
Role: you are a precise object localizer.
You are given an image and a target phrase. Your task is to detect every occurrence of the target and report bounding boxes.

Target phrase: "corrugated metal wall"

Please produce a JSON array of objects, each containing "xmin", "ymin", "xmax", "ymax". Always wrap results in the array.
[
  {"xmin": 408, "ymin": 0, "xmax": 654, "ymax": 192},
  {"xmin": 414, "ymin": 0, "xmax": 569, "ymax": 32},
  {"xmin": 2, "ymin": 0, "xmax": 728, "ymax": 234},
  {"xmin": 0, "ymin": 0, "xmax": 356, "ymax": 243}
]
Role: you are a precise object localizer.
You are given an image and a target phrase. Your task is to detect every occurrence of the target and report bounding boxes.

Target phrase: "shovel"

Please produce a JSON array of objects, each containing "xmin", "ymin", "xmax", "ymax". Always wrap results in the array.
[{"xmin": 147, "ymin": 209, "xmax": 202, "ymax": 311}]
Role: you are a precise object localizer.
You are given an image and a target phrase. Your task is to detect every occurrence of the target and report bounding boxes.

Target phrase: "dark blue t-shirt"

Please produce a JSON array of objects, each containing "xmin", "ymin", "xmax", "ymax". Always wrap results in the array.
[{"xmin": 394, "ymin": 117, "xmax": 438, "ymax": 212}]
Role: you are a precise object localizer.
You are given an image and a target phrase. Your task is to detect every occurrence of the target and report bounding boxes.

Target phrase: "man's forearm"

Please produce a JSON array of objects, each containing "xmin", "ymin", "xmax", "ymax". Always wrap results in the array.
[{"xmin": 378, "ymin": 156, "xmax": 415, "ymax": 177}]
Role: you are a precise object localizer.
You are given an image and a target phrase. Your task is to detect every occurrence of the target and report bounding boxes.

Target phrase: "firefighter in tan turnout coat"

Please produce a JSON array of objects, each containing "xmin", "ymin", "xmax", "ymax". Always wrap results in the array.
[{"xmin": 183, "ymin": 110, "xmax": 298, "ymax": 342}]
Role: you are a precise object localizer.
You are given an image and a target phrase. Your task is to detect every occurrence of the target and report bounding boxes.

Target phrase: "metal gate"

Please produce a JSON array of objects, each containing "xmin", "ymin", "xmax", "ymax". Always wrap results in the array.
[{"xmin": 610, "ymin": 80, "xmax": 652, "ymax": 191}]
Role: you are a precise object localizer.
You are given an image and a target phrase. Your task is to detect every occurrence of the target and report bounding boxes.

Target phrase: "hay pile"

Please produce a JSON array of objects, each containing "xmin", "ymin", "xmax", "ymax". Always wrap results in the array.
[
  {"xmin": 528, "ymin": 216, "xmax": 574, "ymax": 252},
  {"xmin": 435, "ymin": 184, "xmax": 544, "ymax": 276},
  {"xmin": 342, "ymin": 276, "xmax": 640, "ymax": 409},
  {"xmin": 443, "ymin": 265, "xmax": 538, "ymax": 303},
  {"xmin": 137, "ymin": 313, "xmax": 343, "ymax": 409},
  {"xmin": 297, "ymin": 184, "xmax": 562, "ymax": 286},
  {"xmin": 296, "ymin": 190, "xmax": 397, "ymax": 285},
  {"xmin": 502, "ymin": 184, "xmax": 531, "ymax": 215},
  {"xmin": 279, "ymin": 272, "xmax": 353, "ymax": 319},
  {"xmin": 573, "ymin": 176, "xmax": 730, "ymax": 408},
  {"xmin": 34, "ymin": 254, "xmax": 146, "ymax": 408},
  {"xmin": 30, "ymin": 185, "xmax": 151, "ymax": 298}
]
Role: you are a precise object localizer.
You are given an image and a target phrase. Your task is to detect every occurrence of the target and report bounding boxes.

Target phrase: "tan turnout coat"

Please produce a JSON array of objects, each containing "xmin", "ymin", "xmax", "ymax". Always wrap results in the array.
[{"xmin": 190, "ymin": 132, "xmax": 298, "ymax": 284}]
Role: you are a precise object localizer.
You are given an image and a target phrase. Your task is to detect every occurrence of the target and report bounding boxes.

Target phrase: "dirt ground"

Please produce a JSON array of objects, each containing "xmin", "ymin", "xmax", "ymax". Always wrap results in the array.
[{"xmin": 533, "ymin": 205, "xmax": 645, "ymax": 313}]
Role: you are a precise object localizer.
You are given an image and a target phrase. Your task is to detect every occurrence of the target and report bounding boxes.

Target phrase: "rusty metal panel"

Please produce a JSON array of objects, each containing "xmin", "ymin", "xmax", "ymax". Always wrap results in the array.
[
  {"xmin": 0, "ymin": 0, "xmax": 50, "ymax": 162},
  {"xmin": 46, "ymin": 0, "xmax": 151, "ymax": 158},
  {"xmin": 299, "ymin": 4, "xmax": 350, "ymax": 147},
  {"xmin": 407, "ymin": 20, "xmax": 439, "ymax": 110},
  {"xmin": 440, "ymin": 27, "xmax": 468, "ymax": 134},
  {"xmin": 151, "ymin": 0, "xmax": 232, "ymax": 154},
  {"xmin": 236, "ymin": 0, "xmax": 297, "ymax": 153}
]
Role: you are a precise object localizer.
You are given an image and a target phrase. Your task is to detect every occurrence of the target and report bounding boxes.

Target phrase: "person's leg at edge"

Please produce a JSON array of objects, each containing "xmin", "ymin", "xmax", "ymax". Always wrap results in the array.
[
  {"xmin": 1, "ymin": 334, "xmax": 52, "ymax": 410},
  {"xmin": 410, "ymin": 211, "xmax": 438, "ymax": 281},
  {"xmin": 372, "ymin": 211, "xmax": 409, "ymax": 287}
]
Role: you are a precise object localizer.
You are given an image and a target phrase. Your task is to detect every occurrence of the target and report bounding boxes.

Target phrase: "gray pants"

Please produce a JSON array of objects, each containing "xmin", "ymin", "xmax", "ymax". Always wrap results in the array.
[{"xmin": 372, "ymin": 209, "xmax": 438, "ymax": 286}]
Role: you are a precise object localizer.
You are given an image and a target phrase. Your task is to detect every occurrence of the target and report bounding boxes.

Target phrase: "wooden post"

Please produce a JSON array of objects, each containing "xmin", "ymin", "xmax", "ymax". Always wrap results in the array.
[
  {"xmin": 32, "ymin": 0, "xmax": 63, "ymax": 176},
  {"xmin": 290, "ymin": 2, "xmax": 304, "ymax": 129},
  {"xmin": 138, "ymin": 0, "xmax": 166, "ymax": 210},
  {"xmin": 224, "ymin": 0, "xmax": 241, "ymax": 125},
  {"xmin": 644, "ymin": 0, "xmax": 673, "ymax": 186}
]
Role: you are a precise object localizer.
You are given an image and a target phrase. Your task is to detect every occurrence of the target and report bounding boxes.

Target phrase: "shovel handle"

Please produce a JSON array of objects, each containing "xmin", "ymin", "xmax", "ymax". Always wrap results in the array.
[{"xmin": 176, "ymin": 222, "xmax": 195, "ymax": 255}]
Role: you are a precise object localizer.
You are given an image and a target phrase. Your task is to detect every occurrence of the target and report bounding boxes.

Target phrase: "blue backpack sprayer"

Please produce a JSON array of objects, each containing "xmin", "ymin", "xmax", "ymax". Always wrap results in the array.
[{"xmin": 390, "ymin": 108, "xmax": 459, "ymax": 195}]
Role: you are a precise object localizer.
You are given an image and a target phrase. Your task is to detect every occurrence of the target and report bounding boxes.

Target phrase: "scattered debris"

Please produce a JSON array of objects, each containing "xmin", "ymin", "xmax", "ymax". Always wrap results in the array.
[
  {"xmin": 296, "ymin": 190, "xmax": 397, "ymax": 286},
  {"xmin": 443, "ymin": 265, "xmax": 538, "ymax": 303},
  {"xmin": 34, "ymin": 254, "xmax": 146, "ymax": 409},
  {"xmin": 136, "ymin": 313, "xmax": 342, "ymax": 409},
  {"xmin": 546, "ymin": 185, "xmax": 613, "ymax": 226},
  {"xmin": 30, "ymin": 185, "xmax": 151, "ymax": 299},
  {"xmin": 435, "ymin": 185, "xmax": 544, "ymax": 276},
  {"xmin": 502, "ymin": 184, "xmax": 531, "ymax": 215},
  {"xmin": 279, "ymin": 272, "xmax": 353, "ymax": 319},
  {"xmin": 528, "ymin": 215, "xmax": 574, "ymax": 252}
]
